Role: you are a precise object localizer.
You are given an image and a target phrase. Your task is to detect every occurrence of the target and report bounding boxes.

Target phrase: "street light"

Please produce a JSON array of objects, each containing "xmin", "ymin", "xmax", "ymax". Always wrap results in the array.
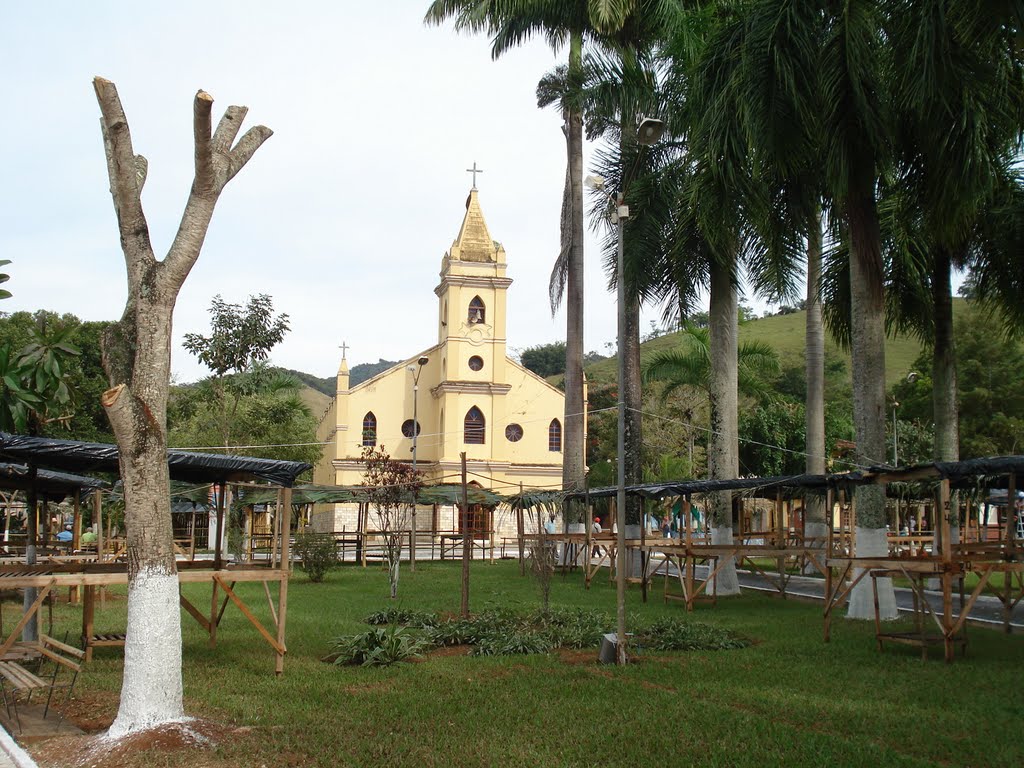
[
  {"xmin": 585, "ymin": 116, "xmax": 665, "ymax": 666},
  {"xmin": 407, "ymin": 355, "xmax": 429, "ymax": 570}
]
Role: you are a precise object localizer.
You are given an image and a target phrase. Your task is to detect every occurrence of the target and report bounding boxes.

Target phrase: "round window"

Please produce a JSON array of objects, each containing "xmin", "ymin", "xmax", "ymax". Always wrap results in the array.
[
  {"xmin": 505, "ymin": 424, "xmax": 524, "ymax": 442},
  {"xmin": 468, "ymin": 355, "xmax": 484, "ymax": 371},
  {"xmin": 401, "ymin": 419, "xmax": 420, "ymax": 438}
]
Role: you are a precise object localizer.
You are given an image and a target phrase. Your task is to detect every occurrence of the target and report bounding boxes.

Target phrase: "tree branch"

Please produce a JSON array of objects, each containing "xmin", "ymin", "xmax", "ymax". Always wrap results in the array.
[
  {"xmin": 193, "ymin": 91, "xmax": 215, "ymax": 193},
  {"xmin": 212, "ymin": 105, "xmax": 248, "ymax": 155},
  {"xmin": 228, "ymin": 125, "xmax": 274, "ymax": 182},
  {"xmin": 94, "ymin": 77, "xmax": 155, "ymax": 289}
]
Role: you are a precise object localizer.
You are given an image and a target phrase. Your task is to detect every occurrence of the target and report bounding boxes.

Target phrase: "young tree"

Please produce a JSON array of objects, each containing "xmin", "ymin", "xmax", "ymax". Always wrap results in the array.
[
  {"xmin": 182, "ymin": 294, "xmax": 289, "ymax": 451},
  {"xmin": 361, "ymin": 445, "xmax": 423, "ymax": 599},
  {"xmin": 94, "ymin": 78, "xmax": 271, "ymax": 737}
]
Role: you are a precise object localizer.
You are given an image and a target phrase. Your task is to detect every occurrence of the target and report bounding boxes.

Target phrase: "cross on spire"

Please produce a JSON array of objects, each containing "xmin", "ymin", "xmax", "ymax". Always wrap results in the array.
[
  {"xmin": 339, "ymin": 341, "xmax": 349, "ymax": 360},
  {"xmin": 466, "ymin": 162, "xmax": 484, "ymax": 189}
]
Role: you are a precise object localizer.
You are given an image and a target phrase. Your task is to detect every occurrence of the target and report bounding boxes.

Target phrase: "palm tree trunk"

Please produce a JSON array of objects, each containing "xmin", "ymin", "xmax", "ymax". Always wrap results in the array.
[
  {"xmin": 803, "ymin": 211, "xmax": 828, "ymax": 570},
  {"xmin": 562, "ymin": 37, "xmax": 586, "ymax": 494},
  {"xmin": 707, "ymin": 255, "xmax": 740, "ymax": 594},
  {"xmin": 622, "ymin": 288, "xmax": 643, "ymax": 522},
  {"xmin": 932, "ymin": 245, "xmax": 960, "ymax": 545},
  {"xmin": 845, "ymin": 192, "xmax": 896, "ymax": 619}
]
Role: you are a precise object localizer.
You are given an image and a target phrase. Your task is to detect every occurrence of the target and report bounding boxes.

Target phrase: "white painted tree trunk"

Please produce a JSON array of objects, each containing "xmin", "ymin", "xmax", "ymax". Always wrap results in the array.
[
  {"xmin": 846, "ymin": 193, "xmax": 895, "ymax": 619},
  {"xmin": 108, "ymin": 569, "xmax": 184, "ymax": 738},
  {"xmin": 847, "ymin": 525, "xmax": 897, "ymax": 619},
  {"xmin": 94, "ymin": 78, "xmax": 271, "ymax": 736}
]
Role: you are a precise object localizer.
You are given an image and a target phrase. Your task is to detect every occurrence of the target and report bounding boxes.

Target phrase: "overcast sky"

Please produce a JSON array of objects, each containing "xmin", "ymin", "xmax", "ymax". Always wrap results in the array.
[{"xmin": 2, "ymin": 2, "xmax": 776, "ymax": 384}]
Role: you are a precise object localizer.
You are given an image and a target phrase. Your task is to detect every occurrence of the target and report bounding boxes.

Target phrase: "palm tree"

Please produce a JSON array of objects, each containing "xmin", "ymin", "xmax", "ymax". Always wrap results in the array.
[
  {"xmin": 425, "ymin": 1, "xmax": 644, "ymax": 497},
  {"xmin": 642, "ymin": 325, "xmax": 781, "ymax": 402},
  {"xmin": 890, "ymin": 4, "xmax": 1024, "ymax": 468}
]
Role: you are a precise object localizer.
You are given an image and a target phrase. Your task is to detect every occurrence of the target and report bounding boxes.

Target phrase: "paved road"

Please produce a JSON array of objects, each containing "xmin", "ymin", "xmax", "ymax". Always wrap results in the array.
[{"xmin": 698, "ymin": 562, "xmax": 1024, "ymax": 630}]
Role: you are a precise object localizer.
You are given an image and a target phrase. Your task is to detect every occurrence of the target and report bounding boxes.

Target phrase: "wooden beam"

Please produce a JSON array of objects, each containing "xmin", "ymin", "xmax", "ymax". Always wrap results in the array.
[{"xmin": 213, "ymin": 575, "xmax": 285, "ymax": 655}]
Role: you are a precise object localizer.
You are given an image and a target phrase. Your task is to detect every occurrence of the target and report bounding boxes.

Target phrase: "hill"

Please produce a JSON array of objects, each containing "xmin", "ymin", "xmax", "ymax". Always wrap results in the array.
[{"xmin": 581, "ymin": 308, "xmax": 927, "ymax": 388}]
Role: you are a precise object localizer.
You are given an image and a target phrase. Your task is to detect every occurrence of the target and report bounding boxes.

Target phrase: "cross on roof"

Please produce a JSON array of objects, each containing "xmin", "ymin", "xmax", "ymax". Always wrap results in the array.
[
  {"xmin": 466, "ymin": 162, "xmax": 484, "ymax": 189},
  {"xmin": 339, "ymin": 341, "xmax": 349, "ymax": 360}
]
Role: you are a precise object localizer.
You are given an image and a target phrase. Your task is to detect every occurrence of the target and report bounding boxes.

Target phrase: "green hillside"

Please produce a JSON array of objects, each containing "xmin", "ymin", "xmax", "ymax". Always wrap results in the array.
[{"xmin": 583, "ymin": 309, "xmax": 927, "ymax": 388}]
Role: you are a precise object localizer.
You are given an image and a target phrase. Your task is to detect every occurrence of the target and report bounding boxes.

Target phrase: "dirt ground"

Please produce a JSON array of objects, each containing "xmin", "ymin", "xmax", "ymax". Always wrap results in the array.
[{"xmin": 20, "ymin": 693, "xmax": 253, "ymax": 768}]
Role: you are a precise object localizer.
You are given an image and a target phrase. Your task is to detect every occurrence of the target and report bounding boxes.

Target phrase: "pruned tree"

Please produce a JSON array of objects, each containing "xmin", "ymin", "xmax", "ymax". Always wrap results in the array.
[
  {"xmin": 94, "ymin": 77, "xmax": 271, "ymax": 738},
  {"xmin": 361, "ymin": 445, "xmax": 423, "ymax": 599}
]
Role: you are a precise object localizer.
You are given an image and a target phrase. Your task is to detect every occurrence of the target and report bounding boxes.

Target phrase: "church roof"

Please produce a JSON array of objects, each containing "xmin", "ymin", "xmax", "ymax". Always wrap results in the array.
[{"xmin": 451, "ymin": 188, "xmax": 500, "ymax": 263}]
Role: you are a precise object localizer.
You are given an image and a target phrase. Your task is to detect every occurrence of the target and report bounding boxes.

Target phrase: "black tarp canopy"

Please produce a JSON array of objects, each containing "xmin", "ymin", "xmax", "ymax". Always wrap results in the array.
[
  {"xmin": 569, "ymin": 473, "xmax": 830, "ymax": 502},
  {"xmin": 0, "ymin": 461, "xmax": 106, "ymax": 500},
  {"xmin": 0, "ymin": 433, "xmax": 311, "ymax": 488}
]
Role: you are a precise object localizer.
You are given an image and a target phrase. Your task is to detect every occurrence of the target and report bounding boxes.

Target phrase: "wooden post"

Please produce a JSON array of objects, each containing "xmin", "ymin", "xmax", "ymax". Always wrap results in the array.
[
  {"xmin": 360, "ymin": 501, "xmax": 368, "ymax": 568},
  {"xmin": 72, "ymin": 490, "xmax": 82, "ymax": 551},
  {"xmin": 460, "ymin": 453, "xmax": 470, "ymax": 618},
  {"xmin": 516, "ymin": 483, "xmax": 525, "ymax": 576},
  {"xmin": 640, "ymin": 497, "xmax": 648, "ymax": 603},
  {"xmin": 938, "ymin": 478, "xmax": 954, "ymax": 662},
  {"xmin": 271, "ymin": 489, "xmax": 282, "ymax": 568},
  {"xmin": 489, "ymin": 506, "xmax": 495, "ymax": 564},
  {"xmin": 276, "ymin": 486, "xmax": 292, "ymax": 675},
  {"xmin": 214, "ymin": 482, "xmax": 225, "ymax": 570}
]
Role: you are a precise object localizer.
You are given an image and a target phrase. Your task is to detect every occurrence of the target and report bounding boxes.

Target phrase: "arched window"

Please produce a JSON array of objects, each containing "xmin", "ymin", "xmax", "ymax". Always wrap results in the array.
[
  {"xmin": 362, "ymin": 412, "xmax": 377, "ymax": 447},
  {"xmin": 548, "ymin": 418, "xmax": 562, "ymax": 452},
  {"xmin": 468, "ymin": 296, "xmax": 485, "ymax": 324},
  {"xmin": 464, "ymin": 406, "xmax": 485, "ymax": 444}
]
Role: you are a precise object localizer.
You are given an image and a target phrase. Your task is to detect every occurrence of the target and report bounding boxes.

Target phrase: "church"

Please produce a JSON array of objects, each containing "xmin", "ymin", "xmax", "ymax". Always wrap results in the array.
[{"xmin": 312, "ymin": 185, "xmax": 567, "ymax": 534}]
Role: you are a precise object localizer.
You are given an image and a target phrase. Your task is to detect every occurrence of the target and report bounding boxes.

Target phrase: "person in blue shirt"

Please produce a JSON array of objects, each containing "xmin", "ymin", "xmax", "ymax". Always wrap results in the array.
[{"xmin": 56, "ymin": 524, "xmax": 73, "ymax": 543}]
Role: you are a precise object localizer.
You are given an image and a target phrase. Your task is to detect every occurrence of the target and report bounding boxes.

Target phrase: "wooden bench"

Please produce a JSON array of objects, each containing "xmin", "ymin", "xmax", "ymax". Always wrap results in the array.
[{"xmin": 0, "ymin": 633, "xmax": 84, "ymax": 732}]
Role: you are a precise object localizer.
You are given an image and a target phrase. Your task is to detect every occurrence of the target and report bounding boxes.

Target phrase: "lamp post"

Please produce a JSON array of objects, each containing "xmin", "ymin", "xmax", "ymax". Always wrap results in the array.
[
  {"xmin": 585, "ymin": 116, "xmax": 665, "ymax": 666},
  {"xmin": 407, "ymin": 355, "xmax": 429, "ymax": 570},
  {"xmin": 892, "ymin": 399, "xmax": 899, "ymax": 467}
]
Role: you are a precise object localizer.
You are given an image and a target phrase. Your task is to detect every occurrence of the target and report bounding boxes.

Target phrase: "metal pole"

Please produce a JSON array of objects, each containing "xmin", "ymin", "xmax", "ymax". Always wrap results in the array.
[
  {"xmin": 615, "ymin": 194, "xmax": 629, "ymax": 666},
  {"xmin": 893, "ymin": 402, "xmax": 898, "ymax": 467}
]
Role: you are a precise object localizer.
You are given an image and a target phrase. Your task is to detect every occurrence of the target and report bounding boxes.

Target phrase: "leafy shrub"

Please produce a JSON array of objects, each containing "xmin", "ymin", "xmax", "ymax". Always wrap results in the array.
[
  {"xmin": 329, "ymin": 626, "xmax": 428, "ymax": 667},
  {"xmin": 472, "ymin": 629, "xmax": 554, "ymax": 656},
  {"xmin": 638, "ymin": 617, "xmax": 751, "ymax": 651},
  {"xmin": 426, "ymin": 618, "xmax": 483, "ymax": 647},
  {"xmin": 364, "ymin": 607, "xmax": 437, "ymax": 628},
  {"xmin": 292, "ymin": 530, "xmax": 337, "ymax": 583},
  {"xmin": 530, "ymin": 607, "xmax": 608, "ymax": 649}
]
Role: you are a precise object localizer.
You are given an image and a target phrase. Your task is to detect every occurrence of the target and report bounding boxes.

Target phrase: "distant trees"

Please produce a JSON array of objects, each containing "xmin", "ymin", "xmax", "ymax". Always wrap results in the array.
[
  {"xmin": 520, "ymin": 342, "xmax": 567, "ymax": 378},
  {"xmin": 183, "ymin": 294, "xmax": 289, "ymax": 451}
]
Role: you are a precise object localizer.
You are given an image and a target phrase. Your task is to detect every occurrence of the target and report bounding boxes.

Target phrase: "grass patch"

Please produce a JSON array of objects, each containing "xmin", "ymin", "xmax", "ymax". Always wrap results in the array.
[{"xmin": 34, "ymin": 560, "xmax": 1024, "ymax": 767}]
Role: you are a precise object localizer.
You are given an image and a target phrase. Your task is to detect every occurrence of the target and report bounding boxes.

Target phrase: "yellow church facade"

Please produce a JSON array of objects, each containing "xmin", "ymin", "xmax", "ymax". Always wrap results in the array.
[{"xmin": 312, "ymin": 188, "xmax": 566, "ymax": 534}]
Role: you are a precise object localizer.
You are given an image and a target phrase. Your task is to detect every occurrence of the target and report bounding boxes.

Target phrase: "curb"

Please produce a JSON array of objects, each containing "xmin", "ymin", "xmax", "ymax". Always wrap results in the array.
[{"xmin": 0, "ymin": 727, "xmax": 38, "ymax": 768}]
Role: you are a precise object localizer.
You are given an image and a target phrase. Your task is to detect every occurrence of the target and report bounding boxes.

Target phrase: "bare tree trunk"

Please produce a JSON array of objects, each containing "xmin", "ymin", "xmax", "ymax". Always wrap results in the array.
[
  {"xmin": 387, "ymin": 534, "xmax": 401, "ymax": 599},
  {"xmin": 803, "ymin": 212, "xmax": 828, "ymax": 571},
  {"xmin": 94, "ymin": 78, "xmax": 271, "ymax": 738},
  {"xmin": 707, "ymin": 257, "xmax": 740, "ymax": 595},
  {"xmin": 845, "ymin": 192, "xmax": 896, "ymax": 619},
  {"xmin": 562, "ymin": 32, "xmax": 586, "ymax": 494}
]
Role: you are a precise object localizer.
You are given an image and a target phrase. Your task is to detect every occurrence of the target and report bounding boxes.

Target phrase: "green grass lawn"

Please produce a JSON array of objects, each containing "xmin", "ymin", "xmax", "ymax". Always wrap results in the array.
[{"xmin": 41, "ymin": 560, "xmax": 1024, "ymax": 767}]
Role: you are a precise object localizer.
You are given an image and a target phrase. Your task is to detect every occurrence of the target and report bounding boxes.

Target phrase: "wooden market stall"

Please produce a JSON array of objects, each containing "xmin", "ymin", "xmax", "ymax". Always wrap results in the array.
[
  {"xmin": 823, "ymin": 456, "xmax": 1024, "ymax": 662},
  {"xmin": 0, "ymin": 432, "xmax": 311, "ymax": 675},
  {"xmin": 565, "ymin": 474, "xmax": 833, "ymax": 606}
]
